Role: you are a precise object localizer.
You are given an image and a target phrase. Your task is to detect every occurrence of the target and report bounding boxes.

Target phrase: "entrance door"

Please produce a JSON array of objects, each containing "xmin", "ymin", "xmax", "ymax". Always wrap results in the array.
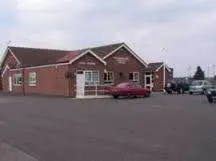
[
  {"xmin": 8, "ymin": 76, "xmax": 12, "ymax": 92},
  {"xmin": 145, "ymin": 75, "xmax": 153, "ymax": 91},
  {"xmin": 76, "ymin": 71, "xmax": 85, "ymax": 98}
]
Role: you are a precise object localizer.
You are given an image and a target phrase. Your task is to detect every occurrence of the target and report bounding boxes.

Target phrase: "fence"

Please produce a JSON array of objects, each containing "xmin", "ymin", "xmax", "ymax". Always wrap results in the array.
[{"xmin": 74, "ymin": 84, "xmax": 112, "ymax": 97}]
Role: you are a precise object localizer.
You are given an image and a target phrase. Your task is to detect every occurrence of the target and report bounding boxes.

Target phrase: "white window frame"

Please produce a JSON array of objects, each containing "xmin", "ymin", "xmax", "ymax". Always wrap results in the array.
[
  {"xmin": 104, "ymin": 71, "xmax": 114, "ymax": 83},
  {"xmin": 129, "ymin": 72, "xmax": 140, "ymax": 82},
  {"xmin": 28, "ymin": 72, "xmax": 37, "ymax": 86},
  {"xmin": 84, "ymin": 70, "xmax": 100, "ymax": 86},
  {"xmin": 13, "ymin": 73, "xmax": 22, "ymax": 86}
]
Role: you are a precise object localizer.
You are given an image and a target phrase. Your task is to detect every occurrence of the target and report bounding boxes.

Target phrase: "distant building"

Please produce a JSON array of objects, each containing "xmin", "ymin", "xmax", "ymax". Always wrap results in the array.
[{"xmin": 146, "ymin": 62, "xmax": 173, "ymax": 91}]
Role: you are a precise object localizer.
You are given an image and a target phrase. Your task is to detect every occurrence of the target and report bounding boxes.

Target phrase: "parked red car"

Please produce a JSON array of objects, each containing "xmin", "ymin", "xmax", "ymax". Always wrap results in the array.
[{"xmin": 107, "ymin": 82, "xmax": 151, "ymax": 99}]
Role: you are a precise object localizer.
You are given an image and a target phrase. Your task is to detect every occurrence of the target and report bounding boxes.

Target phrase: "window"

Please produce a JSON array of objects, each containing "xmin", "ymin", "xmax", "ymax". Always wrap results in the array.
[
  {"xmin": 146, "ymin": 77, "xmax": 151, "ymax": 84},
  {"xmin": 129, "ymin": 72, "xmax": 139, "ymax": 82},
  {"xmin": 13, "ymin": 74, "xmax": 22, "ymax": 86},
  {"xmin": 85, "ymin": 71, "xmax": 99, "ymax": 85},
  {"xmin": 28, "ymin": 72, "xmax": 37, "ymax": 86},
  {"xmin": 104, "ymin": 71, "xmax": 114, "ymax": 83}
]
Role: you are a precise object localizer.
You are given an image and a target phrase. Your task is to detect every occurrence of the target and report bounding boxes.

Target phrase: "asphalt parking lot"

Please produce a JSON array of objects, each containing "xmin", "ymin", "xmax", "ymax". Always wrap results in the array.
[{"xmin": 0, "ymin": 93, "xmax": 216, "ymax": 161}]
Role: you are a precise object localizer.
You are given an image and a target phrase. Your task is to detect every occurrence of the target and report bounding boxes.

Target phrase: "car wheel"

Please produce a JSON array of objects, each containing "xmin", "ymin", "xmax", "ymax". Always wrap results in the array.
[
  {"xmin": 168, "ymin": 91, "xmax": 172, "ymax": 94},
  {"xmin": 113, "ymin": 95, "xmax": 119, "ymax": 99},
  {"xmin": 189, "ymin": 92, "xmax": 193, "ymax": 95},
  {"xmin": 145, "ymin": 91, "xmax": 150, "ymax": 97},
  {"xmin": 202, "ymin": 89, "xmax": 207, "ymax": 95},
  {"xmin": 208, "ymin": 98, "xmax": 213, "ymax": 103}
]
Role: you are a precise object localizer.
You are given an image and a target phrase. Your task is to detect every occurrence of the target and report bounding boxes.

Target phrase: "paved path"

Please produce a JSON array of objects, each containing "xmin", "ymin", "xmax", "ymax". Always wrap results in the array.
[{"xmin": 0, "ymin": 94, "xmax": 215, "ymax": 161}]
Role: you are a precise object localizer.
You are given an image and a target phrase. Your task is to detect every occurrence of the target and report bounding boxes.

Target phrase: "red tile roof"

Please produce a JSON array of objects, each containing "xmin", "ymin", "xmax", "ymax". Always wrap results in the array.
[
  {"xmin": 9, "ymin": 46, "xmax": 70, "ymax": 67},
  {"xmin": 147, "ymin": 62, "xmax": 164, "ymax": 71},
  {"xmin": 6, "ymin": 43, "xmax": 124, "ymax": 68},
  {"xmin": 56, "ymin": 50, "xmax": 85, "ymax": 63}
]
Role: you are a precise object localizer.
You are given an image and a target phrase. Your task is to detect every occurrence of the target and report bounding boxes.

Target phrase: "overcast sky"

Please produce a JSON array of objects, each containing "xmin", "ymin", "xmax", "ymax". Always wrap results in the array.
[{"xmin": 0, "ymin": 0, "xmax": 216, "ymax": 77}]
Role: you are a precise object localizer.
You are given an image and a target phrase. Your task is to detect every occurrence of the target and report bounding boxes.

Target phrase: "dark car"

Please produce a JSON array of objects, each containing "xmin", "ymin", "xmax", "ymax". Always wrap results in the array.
[
  {"xmin": 107, "ymin": 82, "xmax": 151, "ymax": 99},
  {"xmin": 206, "ymin": 85, "xmax": 216, "ymax": 103},
  {"xmin": 165, "ymin": 80, "xmax": 190, "ymax": 94}
]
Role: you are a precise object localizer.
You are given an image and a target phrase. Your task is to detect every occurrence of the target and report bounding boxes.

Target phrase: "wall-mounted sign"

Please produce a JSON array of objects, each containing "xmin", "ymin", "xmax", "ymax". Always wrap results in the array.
[
  {"xmin": 79, "ymin": 62, "xmax": 96, "ymax": 66},
  {"xmin": 113, "ymin": 57, "xmax": 129, "ymax": 64}
]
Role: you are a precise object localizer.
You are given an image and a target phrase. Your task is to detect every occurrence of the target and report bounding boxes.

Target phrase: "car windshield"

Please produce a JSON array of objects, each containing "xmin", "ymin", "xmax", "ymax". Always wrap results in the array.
[
  {"xmin": 116, "ymin": 83, "xmax": 130, "ymax": 88},
  {"xmin": 191, "ymin": 81, "xmax": 203, "ymax": 86}
]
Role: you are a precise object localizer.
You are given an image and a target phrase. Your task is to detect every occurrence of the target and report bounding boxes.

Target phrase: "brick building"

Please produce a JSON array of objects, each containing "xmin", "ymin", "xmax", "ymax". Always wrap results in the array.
[
  {"xmin": 0, "ymin": 43, "xmax": 150, "ymax": 97},
  {"xmin": 146, "ymin": 62, "xmax": 173, "ymax": 91}
]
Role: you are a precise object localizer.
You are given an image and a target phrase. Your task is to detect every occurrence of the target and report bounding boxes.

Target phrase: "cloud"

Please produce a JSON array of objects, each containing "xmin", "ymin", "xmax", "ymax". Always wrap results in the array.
[{"xmin": 0, "ymin": 0, "xmax": 216, "ymax": 76}]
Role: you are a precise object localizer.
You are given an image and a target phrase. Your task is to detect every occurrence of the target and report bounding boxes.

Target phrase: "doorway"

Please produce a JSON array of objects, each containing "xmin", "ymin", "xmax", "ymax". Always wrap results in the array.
[
  {"xmin": 145, "ymin": 74, "xmax": 153, "ymax": 91},
  {"xmin": 76, "ymin": 71, "xmax": 85, "ymax": 98}
]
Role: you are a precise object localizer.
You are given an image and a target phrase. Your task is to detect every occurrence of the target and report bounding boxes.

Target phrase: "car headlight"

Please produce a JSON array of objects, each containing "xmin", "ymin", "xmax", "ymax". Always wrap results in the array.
[{"xmin": 207, "ymin": 91, "xmax": 212, "ymax": 95}]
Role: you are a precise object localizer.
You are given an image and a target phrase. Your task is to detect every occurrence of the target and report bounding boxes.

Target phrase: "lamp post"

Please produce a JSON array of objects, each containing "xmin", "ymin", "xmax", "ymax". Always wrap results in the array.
[{"xmin": 213, "ymin": 65, "xmax": 216, "ymax": 78}]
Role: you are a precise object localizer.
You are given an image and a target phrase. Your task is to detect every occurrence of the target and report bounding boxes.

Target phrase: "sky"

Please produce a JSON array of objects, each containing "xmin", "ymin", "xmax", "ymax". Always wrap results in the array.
[{"xmin": 0, "ymin": 0, "xmax": 216, "ymax": 77}]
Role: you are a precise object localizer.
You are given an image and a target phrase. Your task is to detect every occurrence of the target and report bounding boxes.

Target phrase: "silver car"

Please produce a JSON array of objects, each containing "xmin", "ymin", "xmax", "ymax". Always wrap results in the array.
[{"xmin": 189, "ymin": 80, "xmax": 211, "ymax": 95}]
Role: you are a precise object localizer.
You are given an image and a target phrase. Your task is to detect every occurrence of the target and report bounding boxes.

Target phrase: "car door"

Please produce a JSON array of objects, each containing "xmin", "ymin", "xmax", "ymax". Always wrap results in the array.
[
  {"xmin": 203, "ymin": 81, "xmax": 209, "ymax": 90},
  {"xmin": 131, "ymin": 83, "xmax": 144, "ymax": 96},
  {"xmin": 122, "ymin": 83, "xmax": 132, "ymax": 96}
]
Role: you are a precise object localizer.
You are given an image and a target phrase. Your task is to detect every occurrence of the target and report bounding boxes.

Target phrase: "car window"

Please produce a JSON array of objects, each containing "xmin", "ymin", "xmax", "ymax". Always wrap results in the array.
[
  {"xmin": 136, "ymin": 84, "xmax": 142, "ymax": 88},
  {"xmin": 132, "ymin": 83, "xmax": 141, "ymax": 88},
  {"xmin": 212, "ymin": 85, "xmax": 216, "ymax": 89},
  {"xmin": 191, "ymin": 81, "xmax": 203, "ymax": 86},
  {"xmin": 129, "ymin": 83, "xmax": 139, "ymax": 88},
  {"xmin": 204, "ymin": 81, "xmax": 212, "ymax": 86},
  {"xmin": 116, "ymin": 83, "xmax": 130, "ymax": 88}
]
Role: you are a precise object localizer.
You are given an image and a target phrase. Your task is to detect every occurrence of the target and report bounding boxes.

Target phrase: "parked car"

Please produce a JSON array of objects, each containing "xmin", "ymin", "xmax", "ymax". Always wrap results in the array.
[
  {"xmin": 165, "ymin": 80, "xmax": 190, "ymax": 94},
  {"xmin": 107, "ymin": 82, "xmax": 151, "ymax": 99},
  {"xmin": 189, "ymin": 80, "xmax": 212, "ymax": 95},
  {"xmin": 206, "ymin": 85, "xmax": 216, "ymax": 103}
]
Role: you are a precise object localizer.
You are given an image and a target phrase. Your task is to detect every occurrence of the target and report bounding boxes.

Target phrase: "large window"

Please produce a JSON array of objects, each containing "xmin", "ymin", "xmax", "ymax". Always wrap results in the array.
[
  {"xmin": 28, "ymin": 72, "xmax": 37, "ymax": 86},
  {"xmin": 104, "ymin": 71, "xmax": 114, "ymax": 83},
  {"xmin": 85, "ymin": 71, "xmax": 99, "ymax": 85},
  {"xmin": 13, "ymin": 74, "xmax": 22, "ymax": 86},
  {"xmin": 129, "ymin": 72, "xmax": 139, "ymax": 82}
]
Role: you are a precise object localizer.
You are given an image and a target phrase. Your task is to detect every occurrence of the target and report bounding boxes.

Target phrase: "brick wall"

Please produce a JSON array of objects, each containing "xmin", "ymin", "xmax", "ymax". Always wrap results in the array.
[
  {"xmin": 0, "ymin": 76, "xmax": 2, "ymax": 90},
  {"xmin": 3, "ymin": 65, "xmax": 69, "ymax": 96},
  {"xmin": 152, "ymin": 67, "xmax": 172, "ymax": 91},
  {"xmin": 69, "ymin": 52, "xmax": 106, "ymax": 97},
  {"xmin": 105, "ymin": 47, "xmax": 146, "ymax": 86}
]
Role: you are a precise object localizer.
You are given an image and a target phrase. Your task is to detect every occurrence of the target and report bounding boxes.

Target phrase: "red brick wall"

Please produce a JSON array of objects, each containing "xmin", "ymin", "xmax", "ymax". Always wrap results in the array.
[
  {"xmin": 2, "ymin": 52, "xmax": 19, "ymax": 69},
  {"xmin": 0, "ymin": 76, "xmax": 2, "ymax": 90},
  {"xmin": 1, "ymin": 52, "xmax": 20, "ymax": 92},
  {"xmin": 152, "ymin": 67, "xmax": 172, "ymax": 91},
  {"xmin": 105, "ymin": 47, "xmax": 146, "ymax": 86},
  {"xmin": 165, "ymin": 68, "xmax": 170, "ymax": 84},
  {"xmin": 24, "ymin": 65, "xmax": 69, "ymax": 96},
  {"xmin": 153, "ymin": 67, "xmax": 164, "ymax": 91},
  {"xmin": 2, "ymin": 65, "xmax": 69, "ymax": 96},
  {"xmin": 2, "ymin": 71, "xmax": 9, "ymax": 92}
]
